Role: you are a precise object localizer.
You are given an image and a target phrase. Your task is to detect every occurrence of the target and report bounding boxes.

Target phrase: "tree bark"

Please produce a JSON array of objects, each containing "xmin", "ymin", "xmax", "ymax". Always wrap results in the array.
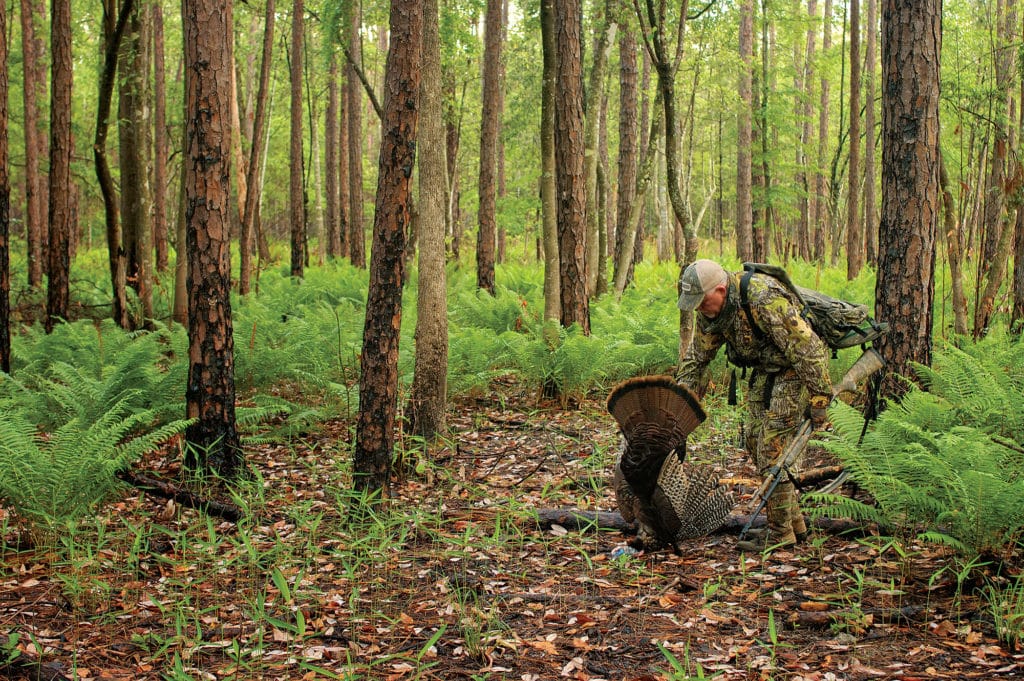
[
  {"xmin": 736, "ymin": 0, "xmax": 754, "ymax": 261},
  {"xmin": 347, "ymin": 2, "xmax": 366, "ymax": 268},
  {"xmin": 239, "ymin": 0, "xmax": 275, "ymax": 296},
  {"xmin": 409, "ymin": 0, "xmax": 448, "ymax": 439},
  {"xmin": 584, "ymin": 0, "xmax": 615, "ymax": 296},
  {"xmin": 325, "ymin": 51, "xmax": 341, "ymax": 258},
  {"xmin": 152, "ymin": 3, "xmax": 169, "ymax": 273},
  {"xmin": 19, "ymin": 0, "xmax": 45, "ymax": 289},
  {"xmin": 614, "ymin": 23, "xmax": 639, "ymax": 292},
  {"xmin": 540, "ymin": 0, "xmax": 560, "ymax": 323},
  {"xmin": 289, "ymin": 0, "xmax": 306, "ymax": 278},
  {"xmin": 94, "ymin": 0, "xmax": 132, "ymax": 330},
  {"xmin": 183, "ymin": 0, "xmax": 242, "ymax": 475},
  {"xmin": 863, "ymin": 0, "xmax": 878, "ymax": 266},
  {"xmin": 45, "ymin": 0, "xmax": 74, "ymax": 333},
  {"xmin": 118, "ymin": 2, "xmax": 153, "ymax": 325},
  {"xmin": 846, "ymin": 0, "xmax": 863, "ymax": 279},
  {"xmin": 476, "ymin": 0, "xmax": 502, "ymax": 295},
  {"xmin": 875, "ymin": 0, "xmax": 941, "ymax": 400},
  {"xmin": 0, "ymin": 0, "xmax": 9, "ymax": 374},
  {"xmin": 554, "ymin": 0, "xmax": 590, "ymax": 334},
  {"xmin": 814, "ymin": 0, "xmax": 833, "ymax": 261},
  {"xmin": 796, "ymin": 0, "xmax": 817, "ymax": 262},
  {"xmin": 354, "ymin": 0, "xmax": 422, "ymax": 496}
]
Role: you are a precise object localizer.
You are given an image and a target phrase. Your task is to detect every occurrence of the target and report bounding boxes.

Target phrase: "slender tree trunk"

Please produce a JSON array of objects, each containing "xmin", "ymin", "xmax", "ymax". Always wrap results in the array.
[
  {"xmin": 409, "ymin": 0, "xmax": 447, "ymax": 439},
  {"xmin": 736, "ymin": 0, "xmax": 754, "ymax": 261},
  {"xmin": 540, "ymin": 0, "xmax": 560, "ymax": 322},
  {"xmin": 45, "ymin": 0, "xmax": 74, "ymax": 332},
  {"xmin": 863, "ymin": 0, "xmax": 878, "ymax": 266},
  {"xmin": 338, "ymin": 61, "xmax": 350, "ymax": 258},
  {"xmin": 939, "ymin": 156, "xmax": 969, "ymax": 336},
  {"xmin": 183, "ymin": 0, "xmax": 241, "ymax": 475},
  {"xmin": 554, "ymin": 0, "xmax": 589, "ymax": 334},
  {"xmin": 118, "ymin": 2, "xmax": 153, "ymax": 325},
  {"xmin": 347, "ymin": 2, "xmax": 366, "ymax": 268},
  {"xmin": 846, "ymin": 0, "xmax": 863, "ymax": 279},
  {"xmin": 289, "ymin": 0, "xmax": 305, "ymax": 277},
  {"xmin": 476, "ymin": 0, "xmax": 502, "ymax": 294},
  {"xmin": 325, "ymin": 51, "xmax": 341, "ymax": 258},
  {"xmin": 583, "ymin": 0, "xmax": 615, "ymax": 296},
  {"xmin": 354, "ymin": 0, "xmax": 422, "ymax": 497},
  {"xmin": 230, "ymin": 59, "xmax": 248, "ymax": 241},
  {"xmin": 152, "ymin": 3, "xmax": 169, "ymax": 273},
  {"xmin": 814, "ymin": 0, "xmax": 833, "ymax": 261},
  {"xmin": 95, "ymin": 0, "xmax": 132, "ymax": 330},
  {"xmin": 20, "ymin": 0, "xmax": 45, "ymax": 289},
  {"xmin": 0, "ymin": 0, "xmax": 10, "ymax": 374},
  {"xmin": 613, "ymin": 23, "xmax": 638, "ymax": 291},
  {"xmin": 875, "ymin": 0, "xmax": 941, "ymax": 400},
  {"xmin": 797, "ymin": 0, "xmax": 818, "ymax": 262},
  {"xmin": 239, "ymin": 0, "xmax": 275, "ymax": 295}
]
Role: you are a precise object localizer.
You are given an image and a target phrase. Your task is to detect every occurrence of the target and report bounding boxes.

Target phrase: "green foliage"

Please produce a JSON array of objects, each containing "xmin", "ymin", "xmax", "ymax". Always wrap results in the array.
[
  {"xmin": 0, "ymin": 392, "xmax": 191, "ymax": 536},
  {"xmin": 911, "ymin": 332, "xmax": 1024, "ymax": 443},
  {"xmin": 7, "ymin": 319, "xmax": 188, "ymax": 429},
  {"xmin": 808, "ymin": 386, "xmax": 1024, "ymax": 558}
]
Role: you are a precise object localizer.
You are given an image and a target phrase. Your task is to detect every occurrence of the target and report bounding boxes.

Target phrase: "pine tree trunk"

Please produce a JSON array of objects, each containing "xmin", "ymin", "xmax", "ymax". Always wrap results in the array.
[
  {"xmin": 584, "ymin": 0, "xmax": 615, "ymax": 296},
  {"xmin": 613, "ymin": 24, "xmax": 638, "ymax": 292},
  {"xmin": 476, "ymin": 0, "xmax": 502, "ymax": 295},
  {"xmin": 152, "ymin": 3, "xmax": 169, "ymax": 273},
  {"xmin": 939, "ymin": 156, "xmax": 969, "ymax": 336},
  {"xmin": 239, "ymin": 0, "xmax": 275, "ymax": 295},
  {"xmin": 118, "ymin": 3, "xmax": 153, "ymax": 325},
  {"xmin": 814, "ymin": 0, "xmax": 833, "ymax": 261},
  {"xmin": 540, "ymin": 0, "xmax": 560, "ymax": 323},
  {"xmin": 409, "ymin": 0, "xmax": 447, "ymax": 439},
  {"xmin": 863, "ymin": 0, "xmax": 878, "ymax": 266},
  {"xmin": 354, "ymin": 0, "xmax": 422, "ymax": 496},
  {"xmin": 846, "ymin": 0, "xmax": 863, "ymax": 280},
  {"xmin": 289, "ymin": 0, "xmax": 305, "ymax": 277},
  {"xmin": 45, "ymin": 0, "xmax": 74, "ymax": 333},
  {"xmin": 20, "ymin": 0, "xmax": 45, "ymax": 289},
  {"xmin": 875, "ymin": 0, "xmax": 941, "ymax": 400},
  {"xmin": 183, "ymin": 0, "xmax": 241, "ymax": 476},
  {"xmin": 736, "ymin": 0, "xmax": 754, "ymax": 261},
  {"xmin": 0, "ymin": 0, "xmax": 10, "ymax": 374},
  {"xmin": 325, "ymin": 51, "xmax": 341, "ymax": 258},
  {"xmin": 554, "ymin": 0, "xmax": 589, "ymax": 334},
  {"xmin": 347, "ymin": 3, "xmax": 366, "ymax": 268}
]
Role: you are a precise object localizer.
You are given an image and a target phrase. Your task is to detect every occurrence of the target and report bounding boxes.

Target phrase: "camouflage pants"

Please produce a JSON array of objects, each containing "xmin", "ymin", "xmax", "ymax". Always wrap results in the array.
[{"xmin": 744, "ymin": 368, "xmax": 807, "ymax": 539}]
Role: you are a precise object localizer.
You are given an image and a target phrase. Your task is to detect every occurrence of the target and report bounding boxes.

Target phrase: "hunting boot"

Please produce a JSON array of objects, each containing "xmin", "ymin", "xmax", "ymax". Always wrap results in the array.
[{"xmin": 736, "ymin": 494, "xmax": 797, "ymax": 552}]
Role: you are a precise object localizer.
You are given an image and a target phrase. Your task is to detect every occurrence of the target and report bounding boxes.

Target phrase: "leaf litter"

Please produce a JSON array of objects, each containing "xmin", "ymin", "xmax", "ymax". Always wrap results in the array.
[{"xmin": 0, "ymin": 383, "xmax": 1021, "ymax": 680}]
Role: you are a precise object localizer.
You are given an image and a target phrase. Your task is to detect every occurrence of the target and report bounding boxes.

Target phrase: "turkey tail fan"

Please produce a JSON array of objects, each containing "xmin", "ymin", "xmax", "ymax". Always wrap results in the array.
[
  {"xmin": 652, "ymin": 456, "xmax": 735, "ymax": 541},
  {"xmin": 606, "ymin": 375, "xmax": 706, "ymax": 451}
]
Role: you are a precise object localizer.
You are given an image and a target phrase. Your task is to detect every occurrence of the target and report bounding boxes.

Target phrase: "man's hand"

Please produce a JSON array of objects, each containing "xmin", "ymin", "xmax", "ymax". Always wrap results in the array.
[{"xmin": 808, "ymin": 394, "xmax": 831, "ymax": 429}]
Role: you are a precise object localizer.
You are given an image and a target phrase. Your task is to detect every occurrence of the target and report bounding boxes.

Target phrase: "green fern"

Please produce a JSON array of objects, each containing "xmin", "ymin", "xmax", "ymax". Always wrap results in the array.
[
  {"xmin": 808, "ymin": 396, "xmax": 1024, "ymax": 557},
  {"xmin": 0, "ymin": 395, "xmax": 191, "ymax": 536}
]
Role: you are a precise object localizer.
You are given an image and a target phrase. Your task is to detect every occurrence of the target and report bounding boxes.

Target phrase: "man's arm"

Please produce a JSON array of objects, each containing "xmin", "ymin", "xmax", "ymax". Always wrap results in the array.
[
  {"xmin": 675, "ymin": 327, "xmax": 724, "ymax": 399},
  {"xmin": 755, "ymin": 292, "xmax": 833, "ymax": 400}
]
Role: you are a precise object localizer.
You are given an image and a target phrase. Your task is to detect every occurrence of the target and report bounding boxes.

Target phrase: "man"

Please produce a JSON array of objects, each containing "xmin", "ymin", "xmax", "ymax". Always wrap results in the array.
[{"xmin": 675, "ymin": 259, "xmax": 832, "ymax": 552}]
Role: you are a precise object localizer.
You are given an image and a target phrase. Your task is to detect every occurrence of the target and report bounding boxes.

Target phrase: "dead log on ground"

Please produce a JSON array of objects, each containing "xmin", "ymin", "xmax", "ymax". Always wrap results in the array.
[
  {"xmin": 535, "ymin": 508, "xmax": 872, "ymax": 538},
  {"xmin": 116, "ymin": 470, "xmax": 245, "ymax": 523}
]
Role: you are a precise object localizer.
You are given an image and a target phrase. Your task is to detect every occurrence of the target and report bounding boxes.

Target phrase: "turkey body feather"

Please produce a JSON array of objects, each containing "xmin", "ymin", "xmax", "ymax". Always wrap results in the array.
[{"xmin": 608, "ymin": 376, "xmax": 733, "ymax": 551}]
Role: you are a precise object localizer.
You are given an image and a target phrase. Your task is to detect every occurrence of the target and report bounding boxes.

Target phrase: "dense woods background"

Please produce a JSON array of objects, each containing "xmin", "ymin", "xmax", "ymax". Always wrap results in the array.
[{"xmin": 3, "ymin": 0, "xmax": 1024, "ymax": 676}]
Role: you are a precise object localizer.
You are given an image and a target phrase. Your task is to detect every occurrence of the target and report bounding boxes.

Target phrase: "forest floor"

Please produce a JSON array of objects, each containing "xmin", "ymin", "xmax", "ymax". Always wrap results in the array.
[{"xmin": 1, "ymin": 378, "xmax": 1023, "ymax": 680}]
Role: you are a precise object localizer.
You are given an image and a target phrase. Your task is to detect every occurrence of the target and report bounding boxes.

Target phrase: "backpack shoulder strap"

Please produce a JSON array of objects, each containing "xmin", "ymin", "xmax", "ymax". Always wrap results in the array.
[{"xmin": 739, "ymin": 268, "xmax": 766, "ymax": 340}]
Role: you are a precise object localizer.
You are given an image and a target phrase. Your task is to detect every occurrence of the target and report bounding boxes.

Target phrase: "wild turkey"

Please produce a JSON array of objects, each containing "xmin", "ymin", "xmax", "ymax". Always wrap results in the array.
[{"xmin": 608, "ymin": 376, "xmax": 734, "ymax": 552}]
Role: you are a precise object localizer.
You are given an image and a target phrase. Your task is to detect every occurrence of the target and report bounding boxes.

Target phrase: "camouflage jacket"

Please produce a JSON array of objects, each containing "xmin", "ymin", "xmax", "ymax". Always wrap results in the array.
[{"xmin": 675, "ymin": 272, "xmax": 832, "ymax": 399}]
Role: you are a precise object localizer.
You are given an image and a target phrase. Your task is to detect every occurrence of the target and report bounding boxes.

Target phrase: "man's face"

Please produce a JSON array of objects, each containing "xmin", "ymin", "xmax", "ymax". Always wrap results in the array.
[{"xmin": 697, "ymin": 284, "xmax": 727, "ymax": 318}]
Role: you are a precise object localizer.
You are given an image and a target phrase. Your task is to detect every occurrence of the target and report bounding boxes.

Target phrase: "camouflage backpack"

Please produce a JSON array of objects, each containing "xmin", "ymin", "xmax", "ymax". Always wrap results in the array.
[{"xmin": 739, "ymin": 262, "xmax": 889, "ymax": 356}]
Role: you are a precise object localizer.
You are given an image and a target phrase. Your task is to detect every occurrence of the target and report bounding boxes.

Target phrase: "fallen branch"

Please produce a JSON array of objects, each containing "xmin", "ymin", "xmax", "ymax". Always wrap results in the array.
[
  {"xmin": 116, "ymin": 470, "xmax": 245, "ymax": 523},
  {"xmin": 786, "ymin": 604, "xmax": 927, "ymax": 629},
  {"xmin": 535, "ymin": 508, "xmax": 872, "ymax": 538}
]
